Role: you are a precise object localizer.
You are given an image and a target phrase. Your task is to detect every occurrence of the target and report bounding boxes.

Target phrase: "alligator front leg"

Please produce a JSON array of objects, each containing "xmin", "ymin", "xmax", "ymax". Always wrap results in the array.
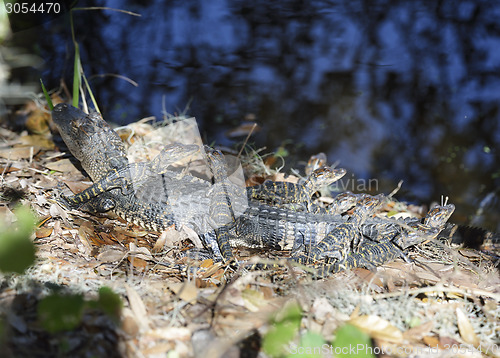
[
  {"xmin": 58, "ymin": 143, "xmax": 201, "ymax": 209},
  {"xmin": 59, "ymin": 172, "xmax": 131, "ymax": 209}
]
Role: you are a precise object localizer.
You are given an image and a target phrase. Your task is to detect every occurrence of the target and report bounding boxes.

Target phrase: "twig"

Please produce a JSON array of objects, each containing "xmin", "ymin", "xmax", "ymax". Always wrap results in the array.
[
  {"xmin": 388, "ymin": 180, "xmax": 403, "ymax": 198},
  {"xmin": 237, "ymin": 122, "xmax": 257, "ymax": 159}
]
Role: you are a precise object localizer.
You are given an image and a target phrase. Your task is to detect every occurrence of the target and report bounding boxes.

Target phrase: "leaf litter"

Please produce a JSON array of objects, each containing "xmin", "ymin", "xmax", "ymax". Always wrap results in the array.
[{"xmin": 0, "ymin": 101, "xmax": 498, "ymax": 357}]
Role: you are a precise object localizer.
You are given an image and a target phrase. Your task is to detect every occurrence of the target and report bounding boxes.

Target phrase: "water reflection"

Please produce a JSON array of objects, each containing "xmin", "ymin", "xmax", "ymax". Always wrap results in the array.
[{"xmin": 20, "ymin": 0, "xmax": 500, "ymax": 229}]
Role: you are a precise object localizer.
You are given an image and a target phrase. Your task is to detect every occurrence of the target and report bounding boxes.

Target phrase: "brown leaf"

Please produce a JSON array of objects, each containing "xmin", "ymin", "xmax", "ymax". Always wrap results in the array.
[
  {"xmin": 0, "ymin": 146, "xmax": 36, "ymax": 160},
  {"xmin": 0, "ymin": 164, "xmax": 21, "ymax": 173},
  {"xmin": 439, "ymin": 336, "xmax": 461, "ymax": 348},
  {"xmin": 19, "ymin": 134, "xmax": 54, "ymax": 150},
  {"xmin": 127, "ymin": 256, "xmax": 148, "ymax": 270},
  {"xmin": 45, "ymin": 159, "xmax": 81, "ymax": 174},
  {"xmin": 403, "ymin": 321, "xmax": 434, "ymax": 341},
  {"xmin": 353, "ymin": 268, "xmax": 384, "ymax": 288},
  {"xmin": 35, "ymin": 227, "xmax": 53, "ymax": 238},
  {"xmin": 24, "ymin": 103, "xmax": 51, "ymax": 134},
  {"xmin": 97, "ymin": 246, "xmax": 126, "ymax": 263},
  {"xmin": 200, "ymin": 263, "xmax": 224, "ymax": 279},
  {"xmin": 99, "ymin": 232, "xmax": 120, "ymax": 246},
  {"xmin": 121, "ymin": 308, "xmax": 140, "ymax": 337},
  {"xmin": 125, "ymin": 284, "xmax": 151, "ymax": 331},
  {"xmin": 456, "ymin": 307, "xmax": 480, "ymax": 347},
  {"xmin": 271, "ymin": 172, "xmax": 299, "ymax": 183},
  {"xmin": 245, "ymin": 176, "xmax": 266, "ymax": 186},
  {"xmin": 349, "ymin": 315, "xmax": 403, "ymax": 343},
  {"xmin": 168, "ymin": 281, "xmax": 198, "ymax": 303},
  {"xmin": 422, "ymin": 335, "xmax": 440, "ymax": 348}
]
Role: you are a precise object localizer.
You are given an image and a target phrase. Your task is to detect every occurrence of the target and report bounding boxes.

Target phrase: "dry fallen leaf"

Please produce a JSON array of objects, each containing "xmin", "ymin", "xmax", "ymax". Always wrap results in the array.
[
  {"xmin": 61, "ymin": 180, "xmax": 92, "ymax": 194},
  {"xmin": 422, "ymin": 335, "xmax": 440, "ymax": 348},
  {"xmin": 0, "ymin": 164, "xmax": 21, "ymax": 173},
  {"xmin": 121, "ymin": 308, "xmax": 140, "ymax": 337},
  {"xmin": 45, "ymin": 159, "xmax": 81, "ymax": 174},
  {"xmin": 125, "ymin": 284, "xmax": 151, "ymax": 331},
  {"xmin": 0, "ymin": 146, "xmax": 35, "ymax": 160},
  {"xmin": 19, "ymin": 134, "xmax": 54, "ymax": 150},
  {"xmin": 146, "ymin": 326, "xmax": 191, "ymax": 341},
  {"xmin": 168, "ymin": 281, "xmax": 198, "ymax": 303},
  {"xmin": 349, "ymin": 314, "xmax": 403, "ymax": 343},
  {"xmin": 271, "ymin": 172, "xmax": 299, "ymax": 183},
  {"xmin": 35, "ymin": 227, "xmax": 53, "ymax": 238},
  {"xmin": 97, "ymin": 246, "xmax": 127, "ymax": 263},
  {"xmin": 129, "ymin": 243, "xmax": 154, "ymax": 261},
  {"xmin": 353, "ymin": 268, "xmax": 384, "ymax": 288},
  {"xmin": 403, "ymin": 321, "xmax": 434, "ymax": 341},
  {"xmin": 456, "ymin": 307, "xmax": 480, "ymax": 347}
]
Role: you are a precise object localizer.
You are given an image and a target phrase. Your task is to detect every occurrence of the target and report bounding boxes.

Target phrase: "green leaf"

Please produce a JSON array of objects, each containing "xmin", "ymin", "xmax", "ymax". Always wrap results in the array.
[
  {"xmin": 274, "ymin": 301, "xmax": 302, "ymax": 325},
  {"xmin": 333, "ymin": 324, "xmax": 375, "ymax": 358},
  {"xmin": 0, "ymin": 206, "xmax": 36, "ymax": 273},
  {"xmin": 287, "ymin": 332, "xmax": 326, "ymax": 358},
  {"xmin": 96, "ymin": 286, "xmax": 122, "ymax": 323},
  {"xmin": 263, "ymin": 321, "xmax": 299, "ymax": 357},
  {"xmin": 263, "ymin": 301, "xmax": 303, "ymax": 357},
  {"xmin": 38, "ymin": 293, "xmax": 85, "ymax": 333}
]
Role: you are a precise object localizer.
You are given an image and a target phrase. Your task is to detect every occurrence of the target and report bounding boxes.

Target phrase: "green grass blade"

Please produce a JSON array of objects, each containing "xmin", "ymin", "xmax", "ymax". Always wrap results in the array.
[
  {"xmin": 72, "ymin": 42, "xmax": 81, "ymax": 108},
  {"xmin": 70, "ymin": 9, "xmax": 80, "ymax": 107},
  {"xmin": 81, "ymin": 72, "xmax": 100, "ymax": 113},
  {"xmin": 40, "ymin": 79, "xmax": 54, "ymax": 110}
]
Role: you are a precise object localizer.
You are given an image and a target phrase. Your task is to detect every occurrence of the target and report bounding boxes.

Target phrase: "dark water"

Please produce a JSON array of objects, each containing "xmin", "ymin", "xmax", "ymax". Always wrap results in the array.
[{"xmin": 7, "ymin": 0, "xmax": 500, "ymax": 230}]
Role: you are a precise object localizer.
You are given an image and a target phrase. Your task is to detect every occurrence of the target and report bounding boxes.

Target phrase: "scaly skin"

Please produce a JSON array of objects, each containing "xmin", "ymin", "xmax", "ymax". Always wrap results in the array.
[
  {"xmin": 205, "ymin": 146, "xmax": 245, "ymax": 261},
  {"xmin": 52, "ymin": 103, "xmax": 129, "ymax": 213},
  {"xmin": 60, "ymin": 143, "xmax": 200, "ymax": 209},
  {"xmin": 314, "ymin": 203, "xmax": 456, "ymax": 276},
  {"xmin": 247, "ymin": 167, "xmax": 346, "ymax": 209},
  {"xmin": 52, "ymin": 104, "xmax": 128, "ymax": 182},
  {"xmin": 294, "ymin": 194, "xmax": 384, "ymax": 264}
]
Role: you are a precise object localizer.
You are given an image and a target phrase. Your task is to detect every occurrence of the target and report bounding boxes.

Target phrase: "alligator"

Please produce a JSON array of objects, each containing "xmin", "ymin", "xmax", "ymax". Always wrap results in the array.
[
  {"xmin": 51, "ymin": 103, "xmax": 457, "ymax": 273},
  {"xmin": 247, "ymin": 166, "xmax": 346, "ymax": 210},
  {"xmin": 313, "ymin": 203, "xmax": 456, "ymax": 276},
  {"xmin": 293, "ymin": 194, "xmax": 384, "ymax": 264}
]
